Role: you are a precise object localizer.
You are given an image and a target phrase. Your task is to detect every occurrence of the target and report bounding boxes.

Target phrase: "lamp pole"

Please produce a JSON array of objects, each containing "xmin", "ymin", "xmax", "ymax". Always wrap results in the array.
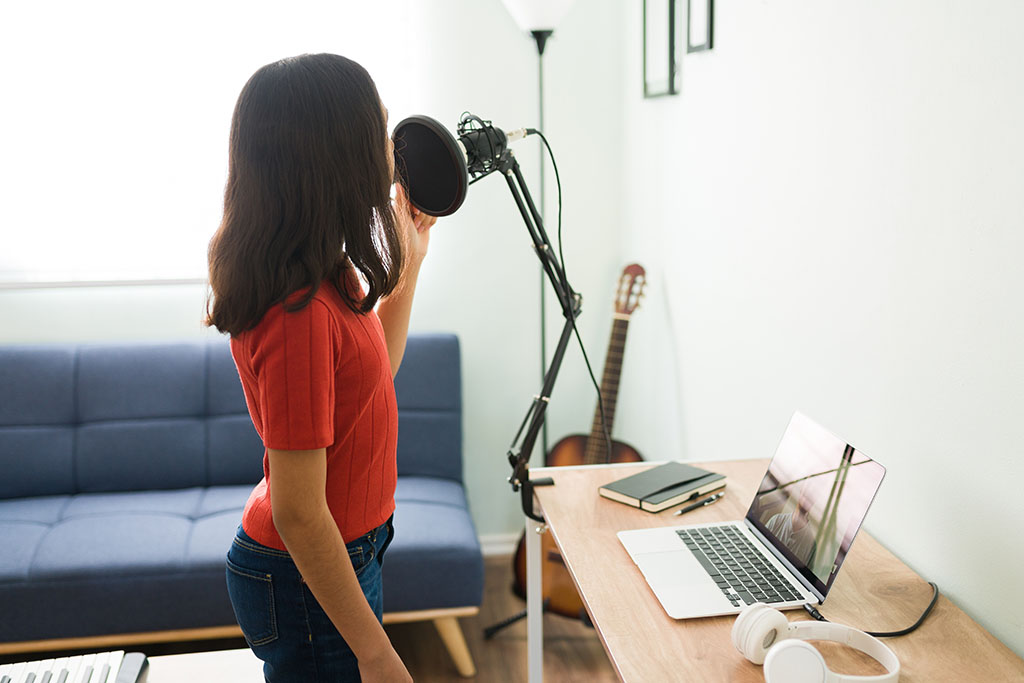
[{"xmin": 531, "ymin": 29, "xmax": 553, "ymax": 458}]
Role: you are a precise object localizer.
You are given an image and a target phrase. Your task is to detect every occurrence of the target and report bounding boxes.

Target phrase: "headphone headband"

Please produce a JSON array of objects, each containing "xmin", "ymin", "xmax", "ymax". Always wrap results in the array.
[{"xmin": 732, "ymin": 603, "xmax": 900, "ymax": 683}]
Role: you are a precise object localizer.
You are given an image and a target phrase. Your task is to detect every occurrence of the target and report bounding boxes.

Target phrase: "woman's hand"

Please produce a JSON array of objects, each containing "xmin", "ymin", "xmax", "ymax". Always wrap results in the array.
[
  {"xmin": 393, "ymin": 182, "xmax": 436, "ymax": 269},
  {"xmin": 359, "ymin": 645, "xmax": 414, "ymax": 683}
]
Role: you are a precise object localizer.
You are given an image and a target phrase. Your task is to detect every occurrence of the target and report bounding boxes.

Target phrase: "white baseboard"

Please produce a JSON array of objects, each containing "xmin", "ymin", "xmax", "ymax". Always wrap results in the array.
[{"xmin": 479, "ymin": 532, "xmax": 520, "ymax": 557}]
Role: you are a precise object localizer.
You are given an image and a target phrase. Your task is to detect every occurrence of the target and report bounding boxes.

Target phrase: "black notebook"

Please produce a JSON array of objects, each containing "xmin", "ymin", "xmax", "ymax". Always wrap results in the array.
[{"xmin": 598, "ymin": 462, "xmax": 726, "ymax": 513}]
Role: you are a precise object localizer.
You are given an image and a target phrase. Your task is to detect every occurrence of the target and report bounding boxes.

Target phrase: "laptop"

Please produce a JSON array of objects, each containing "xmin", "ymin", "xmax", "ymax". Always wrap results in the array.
[{"xmin": 617, "ymin": 411, "xmax": 886, "ymax": 619}]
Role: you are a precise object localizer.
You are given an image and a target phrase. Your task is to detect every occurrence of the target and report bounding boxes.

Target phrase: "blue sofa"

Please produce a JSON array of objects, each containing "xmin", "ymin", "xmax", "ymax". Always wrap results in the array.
[{"xmin": 0, "ymin": 334, "xmax": 483, "ymax": 676}]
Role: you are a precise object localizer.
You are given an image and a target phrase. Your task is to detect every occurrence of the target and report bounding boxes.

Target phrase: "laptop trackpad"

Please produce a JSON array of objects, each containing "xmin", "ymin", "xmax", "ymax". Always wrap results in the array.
[{"xmin": 635, "ymin": 550, "xmax": 729, "ymax": 619}]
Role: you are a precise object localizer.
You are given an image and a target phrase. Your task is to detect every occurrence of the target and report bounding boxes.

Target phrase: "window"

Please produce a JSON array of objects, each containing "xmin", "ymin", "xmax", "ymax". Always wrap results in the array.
[{"xmin": 1, "ymin": 1, "xmax": 412, "ymax": 286}]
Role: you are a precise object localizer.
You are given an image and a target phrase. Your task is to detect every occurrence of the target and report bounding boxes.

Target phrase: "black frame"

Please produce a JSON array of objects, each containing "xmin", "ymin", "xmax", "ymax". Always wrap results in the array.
[
  {"xmin": 643, "ymin": 0, "xmax": 680, "ymax": 97},
  {"xmin": 686, "ymin": 0, "xmax": 714, "ymax": 53}
]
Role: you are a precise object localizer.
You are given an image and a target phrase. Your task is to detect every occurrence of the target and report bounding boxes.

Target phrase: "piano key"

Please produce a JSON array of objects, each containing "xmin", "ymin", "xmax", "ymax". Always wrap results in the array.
[
  {"xmin": 112, "ymin": 653, "xmax": 147, "ymax": 683},
  {"xmin": 19, "ymin": 662, "xmax": 44, "ymax": 683},
  {"xmin": 74, "ymin": 655, "xmax": 95, "ymax": 683},
  {"xmin": 101, "ymin": 653, "xmax": 123, "ymax": 683},
  {"xmin": 84, "ymin": 653, "xmax": 107, "ymax": 683},
  {"xmin": 5, "ymin": 664, "xmax": 25, "ymax": 683},
  {"xmin": 25, "ymin": 659, "xmax": 55, "ymax": 683},
  {"xmin": 58, "ymin": 655, "xmax": 83, "ymax": 683},
  {"xmin": 97, "ymin": 652, "xmax": 115, "ymax": 683},
  {"xmin": 38, "ymin": 659, "xmax": 57, "ymax": 683},
  {"xmin": 75, "ymin": 655, "xmax": 96, "ymax": 683},
  {"xmin": 44, "ymin": 658, "xmax": 69, "ymax": 683}
]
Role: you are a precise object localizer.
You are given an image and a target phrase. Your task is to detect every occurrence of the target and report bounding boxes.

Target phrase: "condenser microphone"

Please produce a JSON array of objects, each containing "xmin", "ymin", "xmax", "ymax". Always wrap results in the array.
[
  {"xmin": 392, "ymin": 113, "xmax": 533, "ymax": 217},
  {"xmin": 457, "ymin": 117, "xmax": 532, "ymax": 177}
]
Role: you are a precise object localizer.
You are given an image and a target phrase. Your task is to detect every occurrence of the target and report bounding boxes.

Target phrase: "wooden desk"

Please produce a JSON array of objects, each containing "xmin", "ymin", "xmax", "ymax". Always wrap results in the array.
[{"xmin": 525, "ymin": 460, "xmax": 1024, "ymax": 682}]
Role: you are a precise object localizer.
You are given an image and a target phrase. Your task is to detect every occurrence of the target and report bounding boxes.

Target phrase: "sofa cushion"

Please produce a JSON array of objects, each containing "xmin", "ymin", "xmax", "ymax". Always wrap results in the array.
[
  {"xmin": 0, "ymin": 340, "xmax": 264, "ymax": 501},
  {"xmin": 0, "ymin": 486, "xmax": 251, "ymax": 641},
  {"xmin": 0, "ymin": 347, "xmax": 76, "ymax": 426},
  {"xmin": 384, "ymin": 476, "xmax": 484, "ymax": 612},
  {"xmin": 0, "ymin": 427, "xmax": 75, "ymax": 499},
  {"xmin": 76, "ymin": 344, "xmax": 206, "ymax": 422}
]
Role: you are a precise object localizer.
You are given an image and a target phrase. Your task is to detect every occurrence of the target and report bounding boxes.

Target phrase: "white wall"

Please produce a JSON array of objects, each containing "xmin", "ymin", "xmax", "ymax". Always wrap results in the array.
[{"xmin": 618, "ymin": 0, "xmax": 1024, "ymax": 656}]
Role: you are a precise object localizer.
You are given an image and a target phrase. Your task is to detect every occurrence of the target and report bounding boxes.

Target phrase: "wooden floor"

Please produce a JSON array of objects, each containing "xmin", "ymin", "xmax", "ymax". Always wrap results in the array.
[{"xmin": 385, "ymin": 554, "xmax": 619, "ymax": 682}]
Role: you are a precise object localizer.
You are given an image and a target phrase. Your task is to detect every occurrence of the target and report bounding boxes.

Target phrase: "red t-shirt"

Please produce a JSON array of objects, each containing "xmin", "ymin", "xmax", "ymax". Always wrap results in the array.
[{"xmin": 230, "ymin": 279, "xmax": 398, "ymax": 550}]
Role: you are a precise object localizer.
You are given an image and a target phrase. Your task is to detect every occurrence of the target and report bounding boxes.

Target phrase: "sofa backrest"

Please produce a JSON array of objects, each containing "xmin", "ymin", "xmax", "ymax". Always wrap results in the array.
[
  {"xmin": 0, "ymin": 333, "xmax": 463, "ymax": 499},
  {"xmin": 393, "ymin": 333, "xmax": 463, "ymax": 482},
  {"xmin": 0, "ymin": 340, "xmax": 263, "ymax": 499}
]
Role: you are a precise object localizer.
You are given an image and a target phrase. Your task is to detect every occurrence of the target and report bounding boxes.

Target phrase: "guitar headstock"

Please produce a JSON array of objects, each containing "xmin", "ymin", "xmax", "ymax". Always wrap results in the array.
[{"xmin": 614, "ymin": 263, "xmax": 646, "ymax": 317}]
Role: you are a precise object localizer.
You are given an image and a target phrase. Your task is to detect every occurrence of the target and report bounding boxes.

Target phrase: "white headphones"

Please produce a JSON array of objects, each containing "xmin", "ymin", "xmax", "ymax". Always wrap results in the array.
[{"xmin": 731, "ymin": 602, "xmax": 900, "ymax": 683}]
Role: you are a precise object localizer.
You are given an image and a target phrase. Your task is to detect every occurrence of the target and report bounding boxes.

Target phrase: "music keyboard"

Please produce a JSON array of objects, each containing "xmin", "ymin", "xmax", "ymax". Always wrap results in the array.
[{"xmin": 0, "ymin": 651, "xmax": 148, "ymax": 683}]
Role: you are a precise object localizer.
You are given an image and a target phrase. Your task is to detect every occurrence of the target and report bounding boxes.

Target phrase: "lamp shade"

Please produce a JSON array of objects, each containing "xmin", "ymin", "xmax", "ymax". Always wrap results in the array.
[{"xmin": 500, "ymin": 0, "xmax": 577, "ymax": 32}]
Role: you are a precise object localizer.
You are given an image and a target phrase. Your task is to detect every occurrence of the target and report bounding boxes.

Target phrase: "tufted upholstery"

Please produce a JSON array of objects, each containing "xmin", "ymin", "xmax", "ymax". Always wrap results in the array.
[{"xmin": 0, "ymin": 334, "xmax": 483, "ymax": 647}]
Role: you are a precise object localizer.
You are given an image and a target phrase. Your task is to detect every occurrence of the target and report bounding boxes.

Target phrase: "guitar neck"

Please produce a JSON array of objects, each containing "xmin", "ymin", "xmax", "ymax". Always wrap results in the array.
[{"xmin": 584, "ymin": 315, "xmax": 630, "ymax": 464}]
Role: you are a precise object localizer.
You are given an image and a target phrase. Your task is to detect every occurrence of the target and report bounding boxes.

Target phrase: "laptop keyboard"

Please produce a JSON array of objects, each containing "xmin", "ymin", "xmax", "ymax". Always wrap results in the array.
[{"xmin": 676, "ymin": 525, "xmax": 803, "ymax": 608}]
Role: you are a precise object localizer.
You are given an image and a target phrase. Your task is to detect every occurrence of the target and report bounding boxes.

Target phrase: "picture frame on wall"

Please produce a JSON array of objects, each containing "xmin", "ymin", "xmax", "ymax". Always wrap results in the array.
[
  {"xmin": 643, "ymin": 0, "xmax": 681, "ymax": 97},
  {"xmin": 687, "ymin": 0, "xmax": 713, "ymax": 53}
]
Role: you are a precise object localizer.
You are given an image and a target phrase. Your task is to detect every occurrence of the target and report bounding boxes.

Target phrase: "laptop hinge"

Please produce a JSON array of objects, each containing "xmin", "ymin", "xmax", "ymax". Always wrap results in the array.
[{"xmin": 744, "ymin": 518, "xmax": 826, "ymax": 603}]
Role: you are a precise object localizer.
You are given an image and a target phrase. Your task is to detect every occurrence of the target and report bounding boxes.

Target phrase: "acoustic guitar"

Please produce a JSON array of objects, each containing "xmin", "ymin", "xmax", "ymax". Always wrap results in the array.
[{"xmin": 510, "ymin": 263, "xmax": 647, "ymax": 619}]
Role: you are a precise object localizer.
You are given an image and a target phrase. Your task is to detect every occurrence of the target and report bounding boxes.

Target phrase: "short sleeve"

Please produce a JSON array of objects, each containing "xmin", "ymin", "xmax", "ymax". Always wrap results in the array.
[{"xmin": 251, "ymin": 300, "xmax": 338, "ymax": 450}]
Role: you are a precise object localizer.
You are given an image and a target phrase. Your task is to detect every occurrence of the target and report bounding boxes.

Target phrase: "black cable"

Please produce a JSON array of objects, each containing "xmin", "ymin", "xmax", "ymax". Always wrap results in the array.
[
  {"xmin": 802, "ymin": 582, "xmax": 940, "ymax": 637},
  {"xmin": 533, "ymin": 130, "xmax": 613, "ymax": 463}
]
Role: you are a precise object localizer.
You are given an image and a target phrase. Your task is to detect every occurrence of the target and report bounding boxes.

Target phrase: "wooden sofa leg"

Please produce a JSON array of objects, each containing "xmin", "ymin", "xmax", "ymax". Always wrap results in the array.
[{"xmin": 433, "ymin": 616, "xmax": 476, "ymax": 677}]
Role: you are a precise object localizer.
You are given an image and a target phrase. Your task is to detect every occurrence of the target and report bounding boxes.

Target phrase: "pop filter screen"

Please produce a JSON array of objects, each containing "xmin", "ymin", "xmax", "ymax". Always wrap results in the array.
[{"xmin": 392, "ymin": 115, "xmax": 468, "ymax": 217}]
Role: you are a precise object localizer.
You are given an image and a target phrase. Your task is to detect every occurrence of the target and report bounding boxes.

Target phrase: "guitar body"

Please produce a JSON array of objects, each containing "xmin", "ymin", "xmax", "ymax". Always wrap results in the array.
[
  {"xmin": 511, "ymin": 435, "xmax": 643, "ymax": 615},
  {"xmin": 507, "ymin": 263, "xmax": 648, "ymax": 621},
  {"xmin": 542, "ymin": 434, "xmax": 643, "ymax": 469}
]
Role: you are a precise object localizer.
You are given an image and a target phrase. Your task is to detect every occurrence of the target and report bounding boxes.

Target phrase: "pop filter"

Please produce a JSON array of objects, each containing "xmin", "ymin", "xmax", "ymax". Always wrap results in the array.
[{"xmin": 392, "ymin": 115, "xmax": 468, "ymax": 217}]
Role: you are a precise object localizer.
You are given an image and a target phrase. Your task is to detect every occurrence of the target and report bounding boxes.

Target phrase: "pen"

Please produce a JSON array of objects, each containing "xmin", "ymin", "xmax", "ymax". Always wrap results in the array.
[{"xmin": 674, "ymin": 491, "xmax": 724, "ymax": 515}]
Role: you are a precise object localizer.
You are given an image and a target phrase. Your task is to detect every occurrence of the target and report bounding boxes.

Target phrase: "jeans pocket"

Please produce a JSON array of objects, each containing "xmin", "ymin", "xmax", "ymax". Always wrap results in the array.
[
  {"xmin": 225, "ymin": 557, "xmax": 278, "ymax": 646},
  {"xmin": 347, "ymin": 537, "xmax": 375, "ymax": 578}
]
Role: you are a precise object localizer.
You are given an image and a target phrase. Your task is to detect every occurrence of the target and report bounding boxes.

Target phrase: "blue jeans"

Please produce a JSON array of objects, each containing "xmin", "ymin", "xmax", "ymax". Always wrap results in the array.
[{"xmin": 225, "ymin": 518, "xmax": 394, "ymax": 683}]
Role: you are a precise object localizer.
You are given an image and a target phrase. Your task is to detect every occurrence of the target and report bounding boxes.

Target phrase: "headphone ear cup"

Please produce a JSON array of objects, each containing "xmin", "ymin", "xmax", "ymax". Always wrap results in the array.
[
  {"xmin": 732, "ymin": 602, "xmax": 791, "ymax": 665},
  {"xmin": 731, "ymin": 602, "xmax": 767, "ymax": 657},
  {"xmin": 763, "ymin": 639, "xmax": 828, "ymax": 683}
]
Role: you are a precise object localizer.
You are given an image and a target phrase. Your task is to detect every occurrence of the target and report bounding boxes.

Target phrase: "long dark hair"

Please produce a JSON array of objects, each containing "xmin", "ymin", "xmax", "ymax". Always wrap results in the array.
[{"xmin": 205, "ymin": 53, "xmax": 402, "ymax": 335}]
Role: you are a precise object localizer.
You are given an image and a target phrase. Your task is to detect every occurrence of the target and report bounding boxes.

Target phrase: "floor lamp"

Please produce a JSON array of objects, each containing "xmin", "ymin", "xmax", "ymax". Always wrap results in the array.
[{"xmin": 500, "ymin": 0, "xmax": 577, "ymax": 458}]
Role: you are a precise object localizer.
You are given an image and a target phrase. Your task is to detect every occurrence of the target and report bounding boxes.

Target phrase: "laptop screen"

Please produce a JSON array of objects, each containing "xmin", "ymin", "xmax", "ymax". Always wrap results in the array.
[{"xmin": 745, "ymin": 412, "xmax": 886, "ymax": 597}]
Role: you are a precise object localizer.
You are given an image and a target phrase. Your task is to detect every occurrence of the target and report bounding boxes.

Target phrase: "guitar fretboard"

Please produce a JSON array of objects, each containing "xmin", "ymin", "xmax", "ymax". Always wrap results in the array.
[{"xmin": 584, "ymin": 315, "xmax": 630, "ymax": 464}]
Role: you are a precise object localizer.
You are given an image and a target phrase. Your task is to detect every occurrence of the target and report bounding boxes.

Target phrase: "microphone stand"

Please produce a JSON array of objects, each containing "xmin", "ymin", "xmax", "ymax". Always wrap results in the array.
[
  {"xmin": 486, "ymin": 145, "xmax": 582, "ymax": 523},
  {"xmin": 479, "ymin": 137, "xmax": 583, "ymax": 642}
]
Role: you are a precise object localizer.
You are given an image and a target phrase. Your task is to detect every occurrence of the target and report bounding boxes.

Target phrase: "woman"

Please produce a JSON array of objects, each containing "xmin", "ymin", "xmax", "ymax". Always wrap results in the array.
[{"xmin": 206, "ymin": 53, "xmax": 434, "ymax": 682}]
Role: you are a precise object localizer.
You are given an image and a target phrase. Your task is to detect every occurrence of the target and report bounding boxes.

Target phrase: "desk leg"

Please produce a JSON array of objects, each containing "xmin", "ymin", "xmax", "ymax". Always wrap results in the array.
[{"xmin": 526, "ymin": 516, "xmax": 544, "ymax": 683}]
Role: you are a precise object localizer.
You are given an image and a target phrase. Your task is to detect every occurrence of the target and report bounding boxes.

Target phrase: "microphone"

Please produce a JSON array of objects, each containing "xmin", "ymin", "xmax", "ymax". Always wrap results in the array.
[
  {"xmin": 392, "ymin": 113, "xmax": 533, "ymax": 217},
  {"xmin": 457, "ymin": 114, "xmax": 533, "ymax": 178}
]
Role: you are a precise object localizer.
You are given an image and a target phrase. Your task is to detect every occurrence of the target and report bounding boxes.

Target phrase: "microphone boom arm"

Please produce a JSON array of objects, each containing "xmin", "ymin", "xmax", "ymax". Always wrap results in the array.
[{"xmin": 492, "ymin": 149, "xmax": 582, "ymax": 523}]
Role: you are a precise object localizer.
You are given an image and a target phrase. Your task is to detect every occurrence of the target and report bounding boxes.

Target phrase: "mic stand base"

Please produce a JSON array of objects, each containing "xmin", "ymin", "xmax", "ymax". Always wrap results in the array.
[{"xmin": 483, "ymin": 597, "xmax": 551, "ymax": 640}]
